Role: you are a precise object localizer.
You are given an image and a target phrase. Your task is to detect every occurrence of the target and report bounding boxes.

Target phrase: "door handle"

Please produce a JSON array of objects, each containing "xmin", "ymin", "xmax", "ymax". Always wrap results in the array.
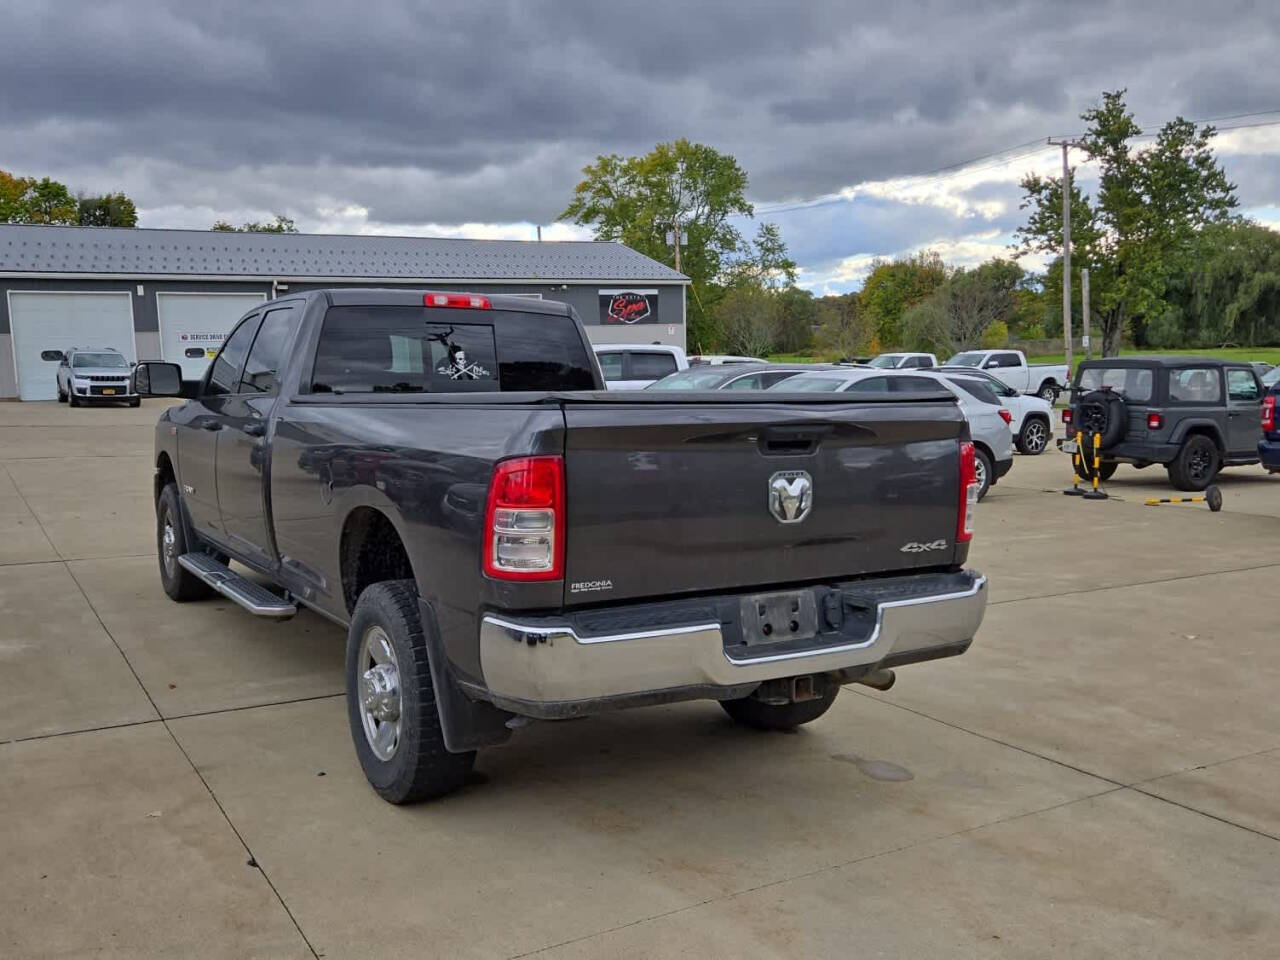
[
  {"xmin": 241, "ymin": 422, "xmax": 265, "ymax": 437},
  {"xmin": 202, "ymin": 420, "xmax": 223, "ymax": 431}
]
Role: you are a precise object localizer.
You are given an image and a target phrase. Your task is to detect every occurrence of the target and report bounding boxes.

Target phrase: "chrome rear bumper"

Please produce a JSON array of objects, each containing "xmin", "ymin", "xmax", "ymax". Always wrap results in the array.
[{"xmin": 479, "ymin": 571, "xmax": 986, "ymax": 709}]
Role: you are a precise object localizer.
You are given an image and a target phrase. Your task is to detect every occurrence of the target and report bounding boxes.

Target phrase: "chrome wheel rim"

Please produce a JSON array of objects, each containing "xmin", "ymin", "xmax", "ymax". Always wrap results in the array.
[
  {"xmin": 161, "ymin": 513, "xmax": 177, "ymax": 577},
  {"xmin": 358, "ymin": 625, "xmax": 402, "ymax": 761},
  {"xmin": 1023, "ymin": 420, "xmax": 1047, "ymax": 453},
  {"xmin": 974, "ymin": 457, "xmax": 988, "ymax": 490}
]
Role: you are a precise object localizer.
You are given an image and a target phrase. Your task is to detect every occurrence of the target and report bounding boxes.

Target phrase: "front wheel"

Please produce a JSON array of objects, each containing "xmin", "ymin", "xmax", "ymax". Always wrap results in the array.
[
  {"xmin": 346, "ymin": 580, "xmax": 475, "ymax": 804},
  {"xmin": 1017, "ymin": 417, "xmax": 1050, "ymax": 455},
  {"xmin": 721, "ymin": 687, "xmax": 838, "ymax": 730},
  {"xmin": 68, "ymin": 391, "xmax": 80, "ymax": 407},
  {"xmin": 156, "ymin": 483, "xmax": 213, "ymax": 601},
  {"xmin": 128, "ymin": 397, "xmax": 141, "ymax": 408}
]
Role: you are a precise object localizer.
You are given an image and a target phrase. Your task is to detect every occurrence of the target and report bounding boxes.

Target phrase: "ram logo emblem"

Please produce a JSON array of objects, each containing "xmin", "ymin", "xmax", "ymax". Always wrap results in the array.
[{"xmin": 768, "ymin": 471, "xmax": 813, "ymax": 524}]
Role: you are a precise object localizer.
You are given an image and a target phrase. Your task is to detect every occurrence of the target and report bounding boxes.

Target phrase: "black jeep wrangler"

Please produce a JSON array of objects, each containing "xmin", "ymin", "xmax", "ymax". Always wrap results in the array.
[{"xmin": 1064, "ymin": 357, "xmax": 1264, "ymax": 490}]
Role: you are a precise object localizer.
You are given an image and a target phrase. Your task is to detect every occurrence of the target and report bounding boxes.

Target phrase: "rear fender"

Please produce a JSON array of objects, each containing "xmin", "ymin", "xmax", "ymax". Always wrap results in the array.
[{"xmin": 1170, "ymin": 418, "xmax": 1225, "ymax": 451}]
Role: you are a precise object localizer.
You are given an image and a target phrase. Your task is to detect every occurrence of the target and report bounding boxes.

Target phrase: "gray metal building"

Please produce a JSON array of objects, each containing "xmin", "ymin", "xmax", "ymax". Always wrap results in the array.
[{"xmin": 0, "ymin": 224, "xmax": 688, "ymax": 400}]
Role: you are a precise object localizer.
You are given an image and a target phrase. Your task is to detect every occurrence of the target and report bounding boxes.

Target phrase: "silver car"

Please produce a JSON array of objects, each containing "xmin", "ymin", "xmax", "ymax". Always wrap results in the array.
[
  {"xmin": 768, "ymin": 367, "xmax": 1014, "ymax": 498},
  {"xmin": 55, "ymin": 347, "xmax": 139, "ymax": 407}
]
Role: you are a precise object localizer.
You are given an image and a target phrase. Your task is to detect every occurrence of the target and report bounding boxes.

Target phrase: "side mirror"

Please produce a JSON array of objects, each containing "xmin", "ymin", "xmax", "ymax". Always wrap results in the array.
[
  {"xmin": 132, "ymin": 361, "xmax": 184, "ymax": 397},
  {"xmin": 41, "ymin": 350, "xmax": 64, "ymax": 362}
]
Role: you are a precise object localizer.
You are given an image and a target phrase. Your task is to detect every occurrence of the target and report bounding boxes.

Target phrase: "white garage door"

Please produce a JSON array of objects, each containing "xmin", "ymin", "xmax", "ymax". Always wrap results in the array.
[
  {"xmin": 9, "ymin": 292, "xmax": 136, "ymax": 401},
  {"xmin": 157, "ymin": 292, "xmax": 266, "ymax": 380}
]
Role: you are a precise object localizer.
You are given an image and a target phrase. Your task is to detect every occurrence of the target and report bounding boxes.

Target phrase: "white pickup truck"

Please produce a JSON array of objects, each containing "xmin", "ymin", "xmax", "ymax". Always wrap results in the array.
[{"xmin": 946, "ymin": 350, "xmax": 1068, "ymax": 402}]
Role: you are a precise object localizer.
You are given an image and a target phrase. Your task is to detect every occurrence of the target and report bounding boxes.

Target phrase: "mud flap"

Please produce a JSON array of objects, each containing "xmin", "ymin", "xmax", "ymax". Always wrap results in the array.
[{"xmin": 418, "ymin": 599, "xmax": 514, "ymax": 753}]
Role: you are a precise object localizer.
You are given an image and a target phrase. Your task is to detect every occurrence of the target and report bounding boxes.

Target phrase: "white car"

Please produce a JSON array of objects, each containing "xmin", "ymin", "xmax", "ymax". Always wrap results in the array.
[
  {"xmin": 867, "ymin": 352, "xmax": 938, "ymax": 370},
  {"xmin": 688, "ymin": 353, "xmax": 766, "ymax": 365},
  {"xmin": 936, "ymin": 365, "xmax": 1053, "ymax": 454},
  {"xmin": 54, "ymin": 347, "xmax": 140, "ymax": 407},
  {"xmin": 769, "ymin": 367, "xmax": 1014, "ymax": 498},
  {"xmin": 592, "ymin": 344, "xmax": 688, "ymax": 389}
]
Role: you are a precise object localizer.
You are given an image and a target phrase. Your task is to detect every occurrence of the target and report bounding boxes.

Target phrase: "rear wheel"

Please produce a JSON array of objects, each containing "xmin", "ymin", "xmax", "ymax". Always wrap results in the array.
[
  {"xmin": 720, "ymin": 687, "xmax": 838, "ymax": 730},
  {"xmin": 1037, "ymin": 382, "xmax": 1058, "ymax": 403},
  {"xmin": 1167, "ymin": 435, "xmax": 1220, "ymax": 491},
  {"xmin": 973, "ymin": 447, "xmax": 993, "ymax": 501},
  {"xmin": 156, "ymin": 483, "xmax": 213, "ymax": 601},
  {"xmin": 1016, "ymin": 417, "xmax": 1050, "ymax": 455},
  {"xmin": 346, "ymin": 580, "xmax": 475, "ymax": 804}
]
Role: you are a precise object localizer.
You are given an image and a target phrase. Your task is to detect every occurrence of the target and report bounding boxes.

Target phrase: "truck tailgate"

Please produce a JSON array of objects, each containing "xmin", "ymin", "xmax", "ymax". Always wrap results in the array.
[{"xmin": 561, "ymin": 397, "xmax": 966, "ymax": 606}]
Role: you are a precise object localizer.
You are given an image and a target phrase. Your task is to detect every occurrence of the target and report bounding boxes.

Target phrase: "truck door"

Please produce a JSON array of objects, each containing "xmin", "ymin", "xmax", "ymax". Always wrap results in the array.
[
  {"xmin": 1225, "ymin": 366, "xmax": 1263, "ymax": 456},
  {"xmin": 985, "ymin": 352, "xmax": 1026, "ymax": 391},
  {"xmin": 215, "ymin": 303, "xmax": 300, "ymax": 565},
  {"xmin": 175, "ymin": 313, "xmax": 261, "ymax": 540}
]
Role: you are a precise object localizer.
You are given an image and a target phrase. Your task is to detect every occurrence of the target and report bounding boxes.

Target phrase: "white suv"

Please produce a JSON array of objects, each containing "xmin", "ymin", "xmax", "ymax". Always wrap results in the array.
[{"xmin": 55, "ymin": 347, "xmax": 139, "ymax": 407}]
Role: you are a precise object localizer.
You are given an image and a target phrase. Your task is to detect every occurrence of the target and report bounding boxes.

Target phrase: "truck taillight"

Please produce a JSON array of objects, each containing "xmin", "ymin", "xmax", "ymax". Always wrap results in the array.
[
  {"xmin": 957, "ymin": 441, "xmax": 978, "ymax": 544},
  {"xmin": 483, "ymin": 456, "xmax": 564, "ymax": 581},
  {"xmin": 1147, "ymin": 411, "xmax": 1163, "ymax": 430},
  {"xmin": 424, "ymin": 292, "xmax": 491, "ymax": 309},
  {"xmin": 997, "ymin": 408, "xmax": 1012, "ymax": 425},
  {"xmin": 1263, "ymin": 395, "xmax": 1276, "ymax": 432}
]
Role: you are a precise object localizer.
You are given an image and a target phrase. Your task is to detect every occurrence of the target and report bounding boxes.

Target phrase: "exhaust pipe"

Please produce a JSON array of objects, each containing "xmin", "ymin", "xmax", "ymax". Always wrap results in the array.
[{"xmin": 856, "ymin": 668, "xmax": 896, "ymax": 691}]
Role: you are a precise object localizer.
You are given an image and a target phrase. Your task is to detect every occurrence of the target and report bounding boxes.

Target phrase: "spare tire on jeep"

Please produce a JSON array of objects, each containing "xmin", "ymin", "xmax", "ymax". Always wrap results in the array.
[{"xmin": 1076, "ymin": 390, "xmax": 1126, "ymax": 451}]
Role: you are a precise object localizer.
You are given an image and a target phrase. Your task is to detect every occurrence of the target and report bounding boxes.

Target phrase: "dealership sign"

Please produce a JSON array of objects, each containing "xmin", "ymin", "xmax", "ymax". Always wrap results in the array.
[{"xmin": 600, "ymin": 289, "xmax": 659, "ymax": 324}]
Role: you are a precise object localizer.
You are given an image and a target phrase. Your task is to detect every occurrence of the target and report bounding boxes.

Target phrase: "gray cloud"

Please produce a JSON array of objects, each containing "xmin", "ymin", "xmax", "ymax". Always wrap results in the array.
[{"xmin": 2, "ymin": 0, "xmax": 1278, "ymax": 239}]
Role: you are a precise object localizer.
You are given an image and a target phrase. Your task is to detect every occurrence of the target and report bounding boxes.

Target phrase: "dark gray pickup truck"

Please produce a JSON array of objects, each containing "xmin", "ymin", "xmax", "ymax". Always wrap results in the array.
[{"xmin": 133, "ymin": 289, "xmax": 987, "ymax": 803}]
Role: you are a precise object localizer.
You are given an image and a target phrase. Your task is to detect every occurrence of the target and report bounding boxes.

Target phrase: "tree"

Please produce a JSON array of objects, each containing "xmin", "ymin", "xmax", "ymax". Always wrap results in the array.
[
  {"xmin": 78, "ymin": 192, "xmax": 138, "ymax": 227},
  {"xmin": 774, "ymin": 286, "xmax": 817, "ymax": 353},
  {"xmin": 1016, "ymin": 89, "xmax": 1238, "ymax": 355},
  {"xmin": 211, "ymin": 214, "xmax": 297, "ymax": 233},
  {"xmin": 858, "ymin": 250, "xmax": 949, "ymax": 347},
  {"xmin": 716, "ymin": 286, "xmax": 779, "ymax": 358},
  {"xmin": 0, "ymin": 170, "xmax": 78, "ymax": 224},
  {"xmin": 560, "ymin": 139, "xmax": 754, "ymax": 349},
  {"xmin": 945, "ymin": 259, "xmax": 1023, "ymax": 350},
  {"xmin": 815, "ymin": 293, "xmax": 873, "ymax": 359},
  {"xmin": 725, "ymin": 222, "xmax": 798, "ymax": 290}
]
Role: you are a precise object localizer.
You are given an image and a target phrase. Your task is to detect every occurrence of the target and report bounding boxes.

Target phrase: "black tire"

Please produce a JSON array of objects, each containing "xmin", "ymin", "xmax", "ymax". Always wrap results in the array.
[
  {"xmin": 68, "ymin": 391, "xmax": 80, "ymax": 407},
  {"xmin": 156, "ymin": 483, "xmax": 213, "ymax": 601},
  {"xmin": 1072, "ymin": 449, "xmax": 1118, "ymax": 482},
  {"xmin": 721, "ymin": 687, "xmax": 838, "ymax": 731},
  {"xmin": 973, "ymin": 447, "xmax": 993, "ymax": 501},
  {"xmin": 1077, "ymin": 390, "xmax": 1126, "ymax": 450},
  {"xmin": 346, "ymin": 580, "xmax": 475, "ymax": 804},
  {"xmin": 1036, "ymin": 381, "xmax": 1057, "ymax": 403},
  {"xmin": 1166, "ymin": 434, "xmax": 1220, "ymax": 491},
  {"xmin": 1016, "ymin": 416, "xmax": 1050, "ymax": 455},
  {"xmin": 128, "ymin": 397, "xmax": 141, "ymax": 408},
  {"xmin": 57, "ymin": 385, "xmax": 67, "ymax": 403}
]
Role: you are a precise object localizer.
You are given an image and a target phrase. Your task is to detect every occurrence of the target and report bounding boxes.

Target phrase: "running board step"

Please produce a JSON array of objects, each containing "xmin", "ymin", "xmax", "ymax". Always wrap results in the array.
[{"xmin": 178, "ymin": 553, "xmax": 296, "ymax": 618}]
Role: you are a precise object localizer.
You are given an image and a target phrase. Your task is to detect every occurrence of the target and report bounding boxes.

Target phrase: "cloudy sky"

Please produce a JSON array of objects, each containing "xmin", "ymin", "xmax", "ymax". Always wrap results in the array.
[{"xmin": 4, "ymin": 0, "xmax": 1279, "ymax": 293}]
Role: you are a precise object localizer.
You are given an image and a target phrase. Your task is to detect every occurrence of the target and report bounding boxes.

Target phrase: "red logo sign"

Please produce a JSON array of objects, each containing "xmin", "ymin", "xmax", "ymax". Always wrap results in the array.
[{"xmin": 607, "ymin": 292, "xmax": 651, "ymax": 324}]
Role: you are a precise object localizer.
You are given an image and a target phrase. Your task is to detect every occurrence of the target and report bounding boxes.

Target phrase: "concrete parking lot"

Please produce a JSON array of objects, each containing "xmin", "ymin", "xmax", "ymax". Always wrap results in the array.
[{"xmin": 2, "ymin": 399, "xmax": 1278, "ymax": 959}]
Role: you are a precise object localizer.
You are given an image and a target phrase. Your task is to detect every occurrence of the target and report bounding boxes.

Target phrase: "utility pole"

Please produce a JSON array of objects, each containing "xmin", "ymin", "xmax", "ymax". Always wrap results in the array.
[
  {"xmin": 1081, "ymin": 268, "xmax": 1091, "ymax": 359},
  {"xmin": 666, "ymin": 218, "xmax": 684, "ymax": 274},
  {"xmin": 1048, "ymin": 138, "xmax": 1084, "ymax": 374}
]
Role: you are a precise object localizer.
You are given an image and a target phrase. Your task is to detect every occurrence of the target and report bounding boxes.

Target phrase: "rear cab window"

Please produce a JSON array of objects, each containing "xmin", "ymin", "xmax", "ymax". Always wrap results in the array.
[
  {"xmin": 309, "ymin": 306, "xmax": 596, "ymax": 394},
  {"xmin": 629, "ymin": 351, "xmax": 678, "ymax": 380},
  {"xmin": 596, "ymin": 352, "xmax": 624, "ymax": 382}
]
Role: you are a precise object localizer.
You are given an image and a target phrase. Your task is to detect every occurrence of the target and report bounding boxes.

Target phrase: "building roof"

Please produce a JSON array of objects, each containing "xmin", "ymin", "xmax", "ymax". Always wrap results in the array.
[{"xmin": 0, "ymin": 224, "xmax": 688, "ymax": 283}]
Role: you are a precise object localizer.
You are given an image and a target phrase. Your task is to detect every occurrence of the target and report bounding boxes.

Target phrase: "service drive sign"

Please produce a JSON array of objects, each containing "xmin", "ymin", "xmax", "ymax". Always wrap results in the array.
[
  {"xmin": 180, "ymin": 332, "xmax": 227, "ymax": 359},
  {"xmin": 600, "ymin": 289, "xmax": 659, "ymax": 324}
]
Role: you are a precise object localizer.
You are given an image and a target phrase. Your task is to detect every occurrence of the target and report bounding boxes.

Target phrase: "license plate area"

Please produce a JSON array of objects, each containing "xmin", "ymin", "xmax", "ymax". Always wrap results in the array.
[
  {"xmin": 102, "ymin": 388, "xmax": 117, "ymax": 395},
  {"xmin": 738, "ymin": 590, "xmax": 819, "ymax": 645},
  {"xmin": 1062, "ymin": 440, "xmax": 1078, "ymax": 454}
]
